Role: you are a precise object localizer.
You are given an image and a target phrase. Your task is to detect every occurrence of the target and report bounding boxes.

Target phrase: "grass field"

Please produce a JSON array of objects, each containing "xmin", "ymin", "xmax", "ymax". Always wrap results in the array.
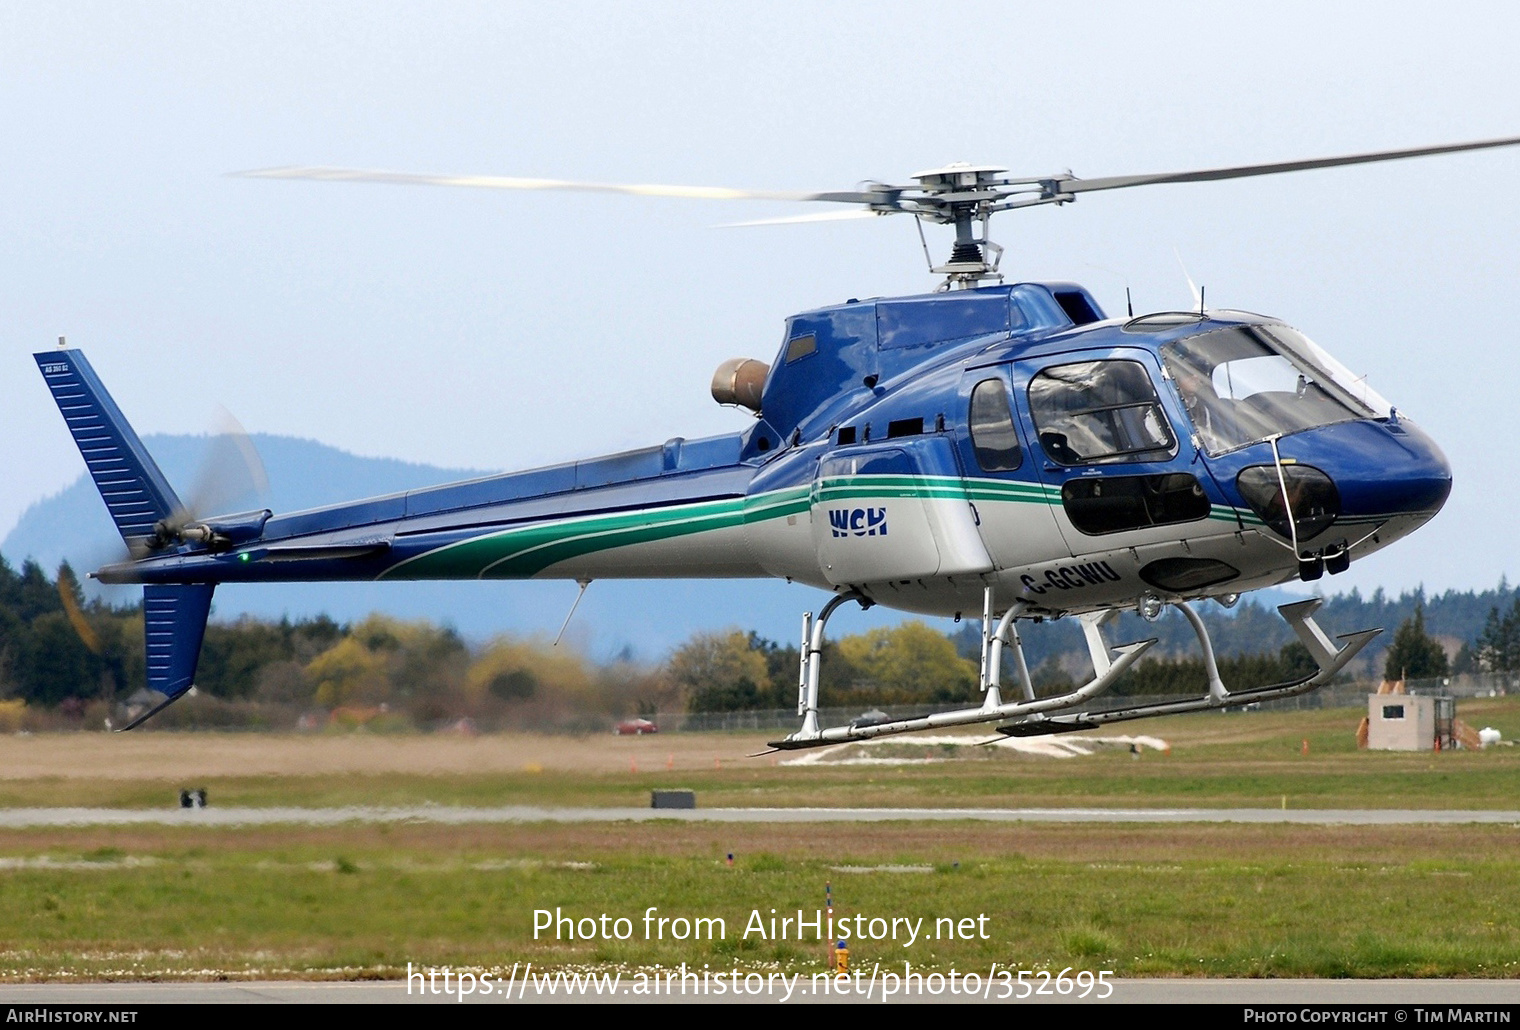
[
  {"xmin": 1, "ymin": 822, "xmax": 1518, "ymax": 980},
  {"xmin": 0, "ymin": 700, "xmax": 1518, "ymax": 980},
  {"xmin": 2, "ymin": 699, "xmax": 1519, "ymax": 811}
]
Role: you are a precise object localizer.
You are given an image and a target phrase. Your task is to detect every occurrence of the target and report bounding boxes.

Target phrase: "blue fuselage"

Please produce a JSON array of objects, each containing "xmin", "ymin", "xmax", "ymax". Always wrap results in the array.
[{"xmin": 96, "ymin": 282, "xmax": 1451, "ymax": 619}]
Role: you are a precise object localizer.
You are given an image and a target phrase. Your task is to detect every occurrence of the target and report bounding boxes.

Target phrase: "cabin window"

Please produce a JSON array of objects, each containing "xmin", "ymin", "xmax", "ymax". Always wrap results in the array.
[
  {"xmin": 968, "ymin": 379, "xmax": 1022, "ymax": 472},
  {"xmin": 1161, "ymin": 325, "xmax": 1385, "ymax": 456},
  {"xmin": 1062, "ymin": 473, "xmax": 1211, "ymax": 535},
  {"xmin": 784, "ymin": 333, "xmax": 817, "ymax": 363},
  {"xmin": 1028, "ymin": 360, "xmax": 1176, "ymax": 466},
  {"xmin": 1054, "ymin": 290, "xmax": 1101, "ymax": 326},
  {"xmin": 1122, "ymin": 311, "xmax": 1207, "ymax": 334},
  {"xmin": 1383, "ymin": 705, "xmax": 1406, "ymax": 720}
]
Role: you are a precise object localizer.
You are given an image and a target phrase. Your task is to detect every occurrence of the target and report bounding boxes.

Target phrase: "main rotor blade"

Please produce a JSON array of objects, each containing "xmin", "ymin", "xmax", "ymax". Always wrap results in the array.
[
  {"xmin": 234, "ymin": 166, "xmax": 877, "ymax": 205},
  {"xmin": 716, "ymin": 209, "xmax": 884, "ymax": 228},
  {"xmin": 1051, "ymin": 135, "xmax": 1520, "ymax": 195}
]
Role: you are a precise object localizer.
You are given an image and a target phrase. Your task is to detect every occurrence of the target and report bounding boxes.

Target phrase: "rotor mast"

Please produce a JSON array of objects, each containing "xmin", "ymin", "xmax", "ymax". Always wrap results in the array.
[{"xmin": 909, "ymin": 164, "xmax": 1014, "ymax": 289}]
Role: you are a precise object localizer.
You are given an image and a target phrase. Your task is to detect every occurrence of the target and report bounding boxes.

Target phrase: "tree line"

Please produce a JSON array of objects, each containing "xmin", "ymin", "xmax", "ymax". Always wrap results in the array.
[
  {"xmin": 0, "ymin": 556, "xmax": 1516, "ymax": 724},
  {"xmin": 0, "ymin": 558, "xmax": 674, "ymax": 728}
]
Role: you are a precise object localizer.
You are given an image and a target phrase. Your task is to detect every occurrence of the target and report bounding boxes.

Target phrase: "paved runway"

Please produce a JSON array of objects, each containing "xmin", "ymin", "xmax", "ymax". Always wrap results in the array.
[
  {"xmin": 0, "ymin": 805, "xmax": 1518, "ymax": 826},
  {"xmin": 1, "ymin": 978, "xmax": 1517, "ymax": 1004}
]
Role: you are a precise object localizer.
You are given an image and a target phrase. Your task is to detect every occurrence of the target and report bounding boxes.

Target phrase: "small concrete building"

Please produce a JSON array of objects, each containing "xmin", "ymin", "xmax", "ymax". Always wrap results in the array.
[{"xmin": 1366, "ymin": 693, "xmax": 1454, "ymax": 750}]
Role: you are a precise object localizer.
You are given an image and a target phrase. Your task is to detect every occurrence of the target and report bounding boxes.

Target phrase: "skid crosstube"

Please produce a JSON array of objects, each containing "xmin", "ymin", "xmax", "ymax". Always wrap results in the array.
[
  {"xmin": 770, "ymin": 590, "xmax": 1157, "ymax": 751},
  {"xmin": 767, "ymin": 636, "xmax": 1155, "ymax": 750}
]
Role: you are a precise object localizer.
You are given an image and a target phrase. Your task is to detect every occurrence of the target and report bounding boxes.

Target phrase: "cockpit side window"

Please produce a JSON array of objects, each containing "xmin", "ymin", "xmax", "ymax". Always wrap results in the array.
[
  {"xmin": 968, "ymin": 379, "xmax": 1022, "ymax": 472},
  {"xmin": 1028, "ymin": 360, "xmax": 1176, "ymax": 466}
]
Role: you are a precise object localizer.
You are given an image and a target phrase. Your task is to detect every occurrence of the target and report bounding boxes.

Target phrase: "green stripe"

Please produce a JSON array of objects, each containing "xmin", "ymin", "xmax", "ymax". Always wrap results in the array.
[
  {"xmin": 384, "ymin": 475, "xmax": 1259, "ymax": 580},
  {"xmin": 815, "ymin": 474, "xmax": 1060, "ymax": 506},
  {"xmin": 385, "ymin": 495, "xmax": 752, "ymax": 579},
  {"xmin": 477, "ymin": 506, "xmax": 749, "ymax": 578}
]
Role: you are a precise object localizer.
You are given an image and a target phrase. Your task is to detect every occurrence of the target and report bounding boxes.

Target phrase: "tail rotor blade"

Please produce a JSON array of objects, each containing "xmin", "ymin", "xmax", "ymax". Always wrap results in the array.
[
  {"xmin": 184, "ymin": 407, "xmax": 270, "ymax": 520},
  {"xmin": 56, "ymin": 565, "xmax": 102, "ymax": 654}
]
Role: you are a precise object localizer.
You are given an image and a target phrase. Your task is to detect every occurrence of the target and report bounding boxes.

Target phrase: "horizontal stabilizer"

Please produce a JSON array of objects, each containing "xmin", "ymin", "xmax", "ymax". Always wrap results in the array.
[{"xmin": 35, "ymin": 350, "xmax": 183, "ymax": 551}]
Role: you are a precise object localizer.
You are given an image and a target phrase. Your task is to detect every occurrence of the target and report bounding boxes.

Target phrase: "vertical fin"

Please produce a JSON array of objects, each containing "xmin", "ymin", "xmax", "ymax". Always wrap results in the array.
[
  {"xmin": 122, "ymin": 583, "xmax": 215, "ymax": 731},
  {"xmin": 34, "ymin": 350, "xmax": 183, "ymax": 552}
]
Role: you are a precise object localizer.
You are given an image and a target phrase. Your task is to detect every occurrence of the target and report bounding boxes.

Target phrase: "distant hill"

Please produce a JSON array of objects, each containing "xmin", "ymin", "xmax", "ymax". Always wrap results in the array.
[
  {"xmin": 5, "ymin": 433, "xmax": 480, "ymax": 586},
  {"xmin": 1, "ymin": 434, "xmax": 841, "ymax": 658}
]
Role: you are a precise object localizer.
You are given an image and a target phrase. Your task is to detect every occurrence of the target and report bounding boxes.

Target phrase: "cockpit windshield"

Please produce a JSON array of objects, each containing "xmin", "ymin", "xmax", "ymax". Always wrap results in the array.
[{"xmin": 1160, "ymin": 324, "xmax": 1393, "ymax": 455}]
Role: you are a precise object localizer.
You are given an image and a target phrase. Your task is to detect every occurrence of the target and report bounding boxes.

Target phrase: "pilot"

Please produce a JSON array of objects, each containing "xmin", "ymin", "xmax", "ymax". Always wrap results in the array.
[{"xmin": 1172, "ymin": 363, "xmax": 1231, "ymax": 452}]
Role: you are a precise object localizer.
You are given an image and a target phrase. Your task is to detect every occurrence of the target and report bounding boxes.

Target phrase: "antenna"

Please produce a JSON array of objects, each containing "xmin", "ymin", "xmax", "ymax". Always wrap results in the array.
[
  {"xmin": 1126, "ymin": 287, "xmax": 1134, "ymax": 318},
  {"xmin": 553, "ymin": 579, "xmax": 592, "ymax": 646}
]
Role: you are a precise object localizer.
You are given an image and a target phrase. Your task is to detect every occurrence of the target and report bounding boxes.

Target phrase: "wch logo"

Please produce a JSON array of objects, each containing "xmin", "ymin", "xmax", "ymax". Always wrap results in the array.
[{"xmin": 829, "ymin": 507, "xmax": 888, "ymax": 538}]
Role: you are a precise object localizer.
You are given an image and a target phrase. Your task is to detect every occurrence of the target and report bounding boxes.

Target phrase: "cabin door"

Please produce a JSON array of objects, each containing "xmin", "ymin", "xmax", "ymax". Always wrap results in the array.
[
  {"xmin": 1012, "ymin": 350, "xmax": 1243, "ymax": 594},
  {"xmin": 952, "ymin": 367, "xmax": 1069, "ymax": 571},
  {"xmin": 810, "ymin": 435, "xmax": 992, "ymax": 589}
]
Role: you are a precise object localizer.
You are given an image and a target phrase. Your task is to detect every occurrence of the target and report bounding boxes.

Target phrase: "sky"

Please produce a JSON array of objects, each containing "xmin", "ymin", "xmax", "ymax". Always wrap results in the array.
[{"xmin": 3, "ymin": 1, "xmax": 1519, "ymax": 644}]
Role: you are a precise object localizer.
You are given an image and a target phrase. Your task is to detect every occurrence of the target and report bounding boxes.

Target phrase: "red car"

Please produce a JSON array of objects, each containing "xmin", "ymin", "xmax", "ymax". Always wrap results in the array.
[{"xmin": 615, "ymin": 718, "xmax": 658, "ymax": 736}]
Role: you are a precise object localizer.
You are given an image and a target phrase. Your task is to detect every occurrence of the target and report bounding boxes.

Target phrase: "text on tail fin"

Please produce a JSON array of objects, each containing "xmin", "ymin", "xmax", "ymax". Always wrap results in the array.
[{"xmin": 35, "ymin": 350, "xmax": 183, "ymax": 550}]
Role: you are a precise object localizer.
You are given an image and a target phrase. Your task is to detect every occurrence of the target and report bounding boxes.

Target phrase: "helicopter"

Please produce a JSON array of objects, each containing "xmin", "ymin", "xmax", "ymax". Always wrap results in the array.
[{"xmin": 35, "ymin": 136, "xmax": 1520, "ymax": 741}]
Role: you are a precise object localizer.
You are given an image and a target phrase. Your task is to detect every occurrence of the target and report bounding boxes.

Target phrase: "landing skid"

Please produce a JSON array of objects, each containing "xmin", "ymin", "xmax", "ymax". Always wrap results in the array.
[
  {"xmin": 998, "ymin": 599, "xmax": 1378, "ymax": 736},
  {"xmin": 768, "ymin": 593, "xmax": 1377, "ymax": 751}
]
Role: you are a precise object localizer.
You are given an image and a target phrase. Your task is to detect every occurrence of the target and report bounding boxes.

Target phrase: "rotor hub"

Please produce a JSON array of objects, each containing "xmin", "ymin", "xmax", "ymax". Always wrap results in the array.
[{"xmin": 910, "ymin": 163, "xmax": 1010, "ymax": 193}]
